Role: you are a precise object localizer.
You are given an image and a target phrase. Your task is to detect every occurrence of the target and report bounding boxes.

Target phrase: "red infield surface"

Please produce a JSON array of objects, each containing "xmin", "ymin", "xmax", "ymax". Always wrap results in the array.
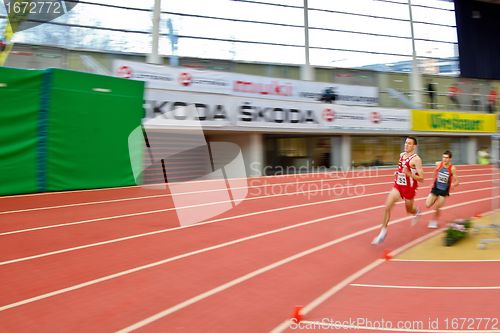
[{"xmin": 0, "ymin": 165, "xmax": 498, "ymax": 332}]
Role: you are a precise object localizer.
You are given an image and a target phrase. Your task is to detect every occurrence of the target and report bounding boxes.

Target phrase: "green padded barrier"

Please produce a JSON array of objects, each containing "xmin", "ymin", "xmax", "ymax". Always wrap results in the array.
[
  {"xmin": 0, "ymin": 67, "xmax": 44, "ymax": 195},
  {"xmin": 45, "ymin": 69, "xmax": 144, "ymax": 191}
]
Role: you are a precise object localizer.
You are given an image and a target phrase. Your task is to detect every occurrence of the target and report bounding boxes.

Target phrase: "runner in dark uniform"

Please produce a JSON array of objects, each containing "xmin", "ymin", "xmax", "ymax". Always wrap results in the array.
[{"xmin": 425, "ymin": 150, "xmax": 459, "ymax": 228}]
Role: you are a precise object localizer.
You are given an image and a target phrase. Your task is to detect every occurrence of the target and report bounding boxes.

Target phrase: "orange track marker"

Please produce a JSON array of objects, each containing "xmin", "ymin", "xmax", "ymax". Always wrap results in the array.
[
  {"xmin": 291, "ymin": 305, "xmax": 304, "ymax": 323},
  {"xmin": 383, "ymin": 248, "xmax": 392, "ymax": 260}
]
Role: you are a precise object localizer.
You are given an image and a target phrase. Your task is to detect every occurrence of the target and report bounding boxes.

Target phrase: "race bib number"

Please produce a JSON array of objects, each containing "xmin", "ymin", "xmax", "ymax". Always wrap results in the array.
[
  {"xmin": 437, "ymin": 171, "xmax": 449, "ymax": 184},
  {"xmin": 396, "ymin": 172, "xmax": 407, "ymax": 186}
]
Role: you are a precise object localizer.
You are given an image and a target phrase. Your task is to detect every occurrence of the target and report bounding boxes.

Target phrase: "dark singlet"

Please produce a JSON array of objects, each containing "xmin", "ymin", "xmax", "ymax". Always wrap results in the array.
[{"xmin": 432, "ymin": 162, "xmax": 453, "ymax": 196}]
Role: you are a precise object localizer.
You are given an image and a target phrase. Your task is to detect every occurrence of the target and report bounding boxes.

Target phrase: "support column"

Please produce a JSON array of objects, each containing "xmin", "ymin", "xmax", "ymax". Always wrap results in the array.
[
  {"xmin": 330, "ymin": 135, "xmax": 352, "ymax": 171},
  {"xmin": 147, "ymin": 0, "xmax": 162, "ymax": 64},
  {"xmin": 247, "ymin": 133, "xmax": 264, "ymax": 177},
  {"xmin": 466, "ymin": 137, "xmax": 478, "ymax": 164},
  {"xmin": 301, "ymin": 0, "xmax": 314, "ymax": 81},
  {"xmin": 207, "ymin": 133, "xmax": 263, "ymax": 177},
  {"xmin": 341, "ymin": 135, "xmax": 352, "ymax": 171},
  {"xmin": 408, "ymin": 0, "xmax": 422, "ymax": 108},
  {"xmin": 492, "ymin": 135, "xmax": 499, "ymax": 166},
  {"xmin": 492, "ymin": 135, "xmax": 499, "ymax": 221},
  {"xmin": 330, "ymin": 137, "xmax": 340, "ymax": 170}
]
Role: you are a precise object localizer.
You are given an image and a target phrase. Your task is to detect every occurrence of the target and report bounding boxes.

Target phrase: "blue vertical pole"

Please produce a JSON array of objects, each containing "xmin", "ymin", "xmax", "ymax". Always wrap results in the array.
[{"xmin": 37, "ymin": 70, "xmax": 51, "ymax": 192}]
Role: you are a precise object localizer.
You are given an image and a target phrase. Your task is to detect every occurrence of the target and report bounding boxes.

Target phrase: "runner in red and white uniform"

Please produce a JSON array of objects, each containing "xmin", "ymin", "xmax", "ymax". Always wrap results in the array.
[
  {"xmin": 425, "ymin": 150, "xmax": 459, "ymax": 229},
  {"xmin": 372, "ymin": 136, "xmax": 424, "ymax": 245},
  {"xmin": 394, "ymin": 152, "xmax": 420, "ymax": 200}
]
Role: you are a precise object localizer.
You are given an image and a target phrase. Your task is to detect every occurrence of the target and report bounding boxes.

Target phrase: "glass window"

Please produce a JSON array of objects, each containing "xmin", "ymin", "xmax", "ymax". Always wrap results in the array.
[
  {"xmin": 309, "ymin": 0, "xmax": 409, "ymax": 19},
  {"xmin": 309, "ymin": 11, "xmax": 411, "ymax": 38},
  {"xmin": 417, "ymin": 136, "xmax": 467, "ymax": 165},
  {"xmin": 277, "ymin": 138, "xmax": 307, "ymax": 157},
  {"xmin": 312, "ymin": 50, "xmax": 412, "ymax": 69},
  {"xmin": 412, "ymin": 5, "xmax": 456, "ymax": 26},
  {"xmin": 351, "ymin": 136, "xmax": 468, "ymax": 167},
  {"xmin": 2, "ymin": 0, "xmax": 458, "ymax": 72},
  {"xmin": 351, "ymin": 136, "xmax": 402, "ymax": 167},
  {"xmin": 311, "ymin": 137, "xmax": 331, "ymax": 168},
  {"xmin": 310, "ymin": 30, "xmax": 412, "ymax": 55}
]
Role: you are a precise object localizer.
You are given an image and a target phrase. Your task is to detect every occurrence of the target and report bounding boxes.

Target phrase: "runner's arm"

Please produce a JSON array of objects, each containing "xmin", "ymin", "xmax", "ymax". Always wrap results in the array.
[
  {"xmin": 451, "ymin": 165, "xmax": 459, "ymax": 188},
  {"xmin": 405, "ymin": 156, "xmax": 424, "ymax": 182}
]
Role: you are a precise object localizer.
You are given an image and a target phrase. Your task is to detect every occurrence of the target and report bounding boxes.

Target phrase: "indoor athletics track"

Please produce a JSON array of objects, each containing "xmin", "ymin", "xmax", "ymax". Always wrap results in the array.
[{"xmin": 0, "ymin": 165, "xmax": 498, "ymax": 332}]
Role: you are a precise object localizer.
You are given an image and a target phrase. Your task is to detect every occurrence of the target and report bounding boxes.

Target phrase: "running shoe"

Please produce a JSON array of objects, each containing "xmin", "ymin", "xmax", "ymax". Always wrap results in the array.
[
  {"xmin": 371, "ymin": 229, "xmax": 387, "ymax": 245},
  {"xmin": 412, "ymin": 207, "xmax": 421, "ymax": 226},
  {"xmin": 428, "ymin": 220, "xmax": 438, "ymax": 229}
]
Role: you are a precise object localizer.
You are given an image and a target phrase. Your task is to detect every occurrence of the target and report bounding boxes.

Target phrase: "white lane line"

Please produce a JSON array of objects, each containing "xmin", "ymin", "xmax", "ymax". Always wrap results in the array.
[
  {"xmin": 0, "ymin": 168, "xmax": 408, "ymax": 215},
  {"xmin": 112, "ymin": 197, "xmax": 492, "ymax": 332},
  {"xmin": 115, "ymin": 236, "xmax": 385, "ymax": 332},
  {"xmin": 0, "ymin": 197, "xmax": 492, "ymax": 317},
  {"xmin": 0, "ymin": 194, "xmax": 169, "ymax": 215},
  {"xmin": 269, "ymin": 228, "xmax": 464, "ymax": 333},
  {"xmin": 0, "ymin": 170, "xmax": 393, "ymax": 215},
  {"xmin": 0, "ymin": 168, "xmax": 385, "ymax": 200},
  {"xmin": 0, "ymin": 205, "xmax": 384, "ymax": 312},
  {"xmin": 0, "ymin": 165, "xmax": 492, "ymax": 200},
  {"xmin": 2, "ymin": 165, "xmax": 469, "ymax": 199},
  {"xmin": 1, "ymin": 172, "xmax": 490, "ymax": 215},
  {"xmin": 0, "ymin": 180, "xmax": 392, "ymax": 236},
  {"xmin": 350, "ymin": 283, "xmax": 500, "ymax": 290},
  {"xmin": 0, "ymin": 180, "xmax": 491, "ymax": 237},
  {"xmin": 0, "ymin": 188, "xmax": 493, "ymax": 266},
  {"xmin": 0, "ymin": 192, "xmax": 388, "ymax": 266}
]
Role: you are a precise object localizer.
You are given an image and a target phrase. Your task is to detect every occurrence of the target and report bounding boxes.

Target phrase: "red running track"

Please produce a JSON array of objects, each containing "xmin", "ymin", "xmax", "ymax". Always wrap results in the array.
[
  {"xmin": 0, "ymin": 165, "xmax": 497, "ymax": 332},
  {"xmin": 283, "ymin": 261, "xmax": 500, "ymax": 332}
]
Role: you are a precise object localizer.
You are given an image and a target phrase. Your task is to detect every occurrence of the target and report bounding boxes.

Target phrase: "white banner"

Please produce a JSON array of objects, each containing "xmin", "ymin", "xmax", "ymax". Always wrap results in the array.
[
  {"xmin": 319, "ymin": 105, "xmax": 410, "ymax": 130},
  {"xmin": 142, "ymin": 89, "xmax": 409, "ymax": 131},
  {"xmin": 143, "ymin": 90, "xmax": 231, "ymax": 127},
  {"xmin": 294, "ymin": 81, "xmax": 378, "ymax": 106},
  {"xmin": 230, "ymin": 73, "xmax": 378, "ymax": 106},
  {"xmin": 114, "ymin": 60, "xmax": 230, "ymax": 94},
  {"xmin": 231, "ymin": 97, "xmax": 321, "ymax": 129},
  {"xmin": 113, "ymin": 60, "xmax": 378, "ymax": 106}
]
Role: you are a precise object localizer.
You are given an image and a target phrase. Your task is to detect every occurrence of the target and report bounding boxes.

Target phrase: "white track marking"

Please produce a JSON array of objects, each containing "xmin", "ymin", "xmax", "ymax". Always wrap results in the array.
[
  {"xmin": 0, "ymin": 207, "xmax": 382, "ymax": 312},
  {"xmin": 0, "ymin": 172, "xmax": 491, "ymax": 215},
  {"xmin": 0, "ymin": 181, "xmax": 392, "ymax": 236},
  {"xmin": 0, "ymin": 168, "xmax": 437, "ymax": 214},
  {"xmin": 0, "ymin": 195, "xmax": 388, "ymax": 265},
  {"xmin": 0, "ymin": 171, "xmax": 395, "ymax": 215},
  {"xmin": 84, "ymin": 197, "xmax": 499, "ymax": 332},
  {"xmin": 1, "ymin": 195, "xmax": 491, "ymax": 313},
  {"xmin": 0, "ymin": 166, "xmax": 490, "ymax": 203},
  {"xmin": 0, "ymin": 180, "xmax": 491, "ymax": 236},
  {"xmin": 0, "ymin": 187, "xmax": 492, "ymax": 266},
  {"xmin": 269, "ymin": 223, "xmax": 494, "ymax": 333}
]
